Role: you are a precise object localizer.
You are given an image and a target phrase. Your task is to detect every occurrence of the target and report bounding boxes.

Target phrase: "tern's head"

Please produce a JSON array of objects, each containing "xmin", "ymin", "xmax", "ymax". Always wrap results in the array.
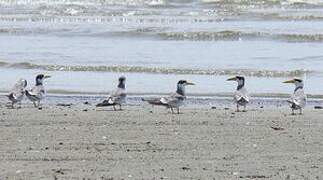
[
  {"xmin": 176, "ymin": 80, "xmax": 195, "ymax": 95},
  {"xmin": 227, "ymin": 76, "xmax": 245, "ymax": 89},
  {"xmin": 18, "ymin": 79, "xmax": 27, "ymax": 88},
  {"xmin": 118, "ymin": 76, "xmax": 126, "ymax": 89},
  {"xmin": 283, "ymin": 78, "xmax": 303, "ymax": 88},
  {"xmin": 177, "ymin": 80, "xmax": 195, "ymax": 86},
  {"xmin": 22, "ymin": 79, "xmax": 27, "ymax": 88},
  {"xmin": 15, "ymin": 79, "xmax": 27, "ymax": 90},
  {"xmin": 227, "ymin": 76, "xmax": 245, "ymax": 83},
  {"xmin": 36, "ymin": 74, "xmax": 51, "ymax": 86}
]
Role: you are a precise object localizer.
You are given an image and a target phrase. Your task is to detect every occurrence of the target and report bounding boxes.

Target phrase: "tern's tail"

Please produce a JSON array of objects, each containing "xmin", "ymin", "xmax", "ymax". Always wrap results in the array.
[
  {"xmin": 6, "ymin": 93, "xmax": 13, "ymax": 99},
  {"xmin": 96, "ymin": 98, "xmax": 115, "ymax": 107},
  {"xmin": 25, "ymin": 90, "xmax": 31, "ymax": 97}
]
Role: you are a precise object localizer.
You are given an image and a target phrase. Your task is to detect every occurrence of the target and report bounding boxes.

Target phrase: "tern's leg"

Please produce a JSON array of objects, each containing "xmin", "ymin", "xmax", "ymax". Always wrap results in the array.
[
  {"xmin": 291, "ymin": 109, "xmax": 295, "ymax": 115},
  {"xmin": 119, "ymin": 105, "xmax": 122, "ymax": 111},
  {"xmin": 170, "ymin": 107, "xmax": 174, "ymax": 114},
  {"xmin": 299, "ymin": 108, "xmax": 303, "ymax": 115},
  {"xmin": 38, "ymin": 101, "xmax": 41, "ymax": 108},
  {"xmin": 236, "ymin": 104, "xmax": 240, "ymax": 112},
  {"xmin": 113, "ymin": 105, "xmax": 116, "ymax": 111},
  {"xmin": 33, "ymin": 102, "xmax": 37, "ymax": 107},
  {"xmin": 177, "ymin": 108, "xmax": 180, "ymax": 114},
  {"xmin": 11, "ymin": 102, "xmax": 14, "ymax": 109},
  {"xmin": 243, "ymin": 105, "xmax": 247, "ymax": 112}
]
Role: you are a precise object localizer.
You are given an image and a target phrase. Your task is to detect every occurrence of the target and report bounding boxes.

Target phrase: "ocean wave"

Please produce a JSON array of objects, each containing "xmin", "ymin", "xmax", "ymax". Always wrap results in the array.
[
  {"xmin": 1, "ymin": 25, "xmax": 323, "ymax": 43},
  {"xmin": 1, "ymin": 0, "xmax": 323, "ymax": 24},
  {"xmin": 199, "ymin": 0, "xmax": 323, "ymax": 8},
  {"xmin": 158, "ymin": 30, "xmax": 257, "ymax": 41},
  {"xmin": 0, "ymin": 61, "xmax": 312, "ymax": 77},
  {"xmin": 1, "ymin": 5, "xmax": 323, "ymax": 22},
  {"xmin": 1, "ymin": 0, "xmax": 323, "ymax": 6},
  {"xmin": 1, "ymin": 0, "xmax": 323, "ymax": 18},
  {"xmin": 0, "ymin": 0, "xmax": 169, "ymax": 7},
  {"xmin": 158, "ymin": 31, "xmax": 323, "ymax": 42}
]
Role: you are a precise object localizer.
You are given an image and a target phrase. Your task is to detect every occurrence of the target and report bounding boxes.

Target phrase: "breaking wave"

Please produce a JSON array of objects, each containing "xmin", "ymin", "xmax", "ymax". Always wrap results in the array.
[
  {"xmin": 1, "ymin": 26, "xmax": 323, "ymax": 42},
  {"xmin": 158, "ymin": 31, "xmax": 323, "ymax": 42},
  {"xmin": 1, "ymin": 0, "xmax": 323, "ymax": 7},
  {"xmin": 1, "ymin": 0, "xmax": 323, "ymax": 20},
  {"xmin": 0, "ymin": 61, "xmax": 312, "ymax": 77}
]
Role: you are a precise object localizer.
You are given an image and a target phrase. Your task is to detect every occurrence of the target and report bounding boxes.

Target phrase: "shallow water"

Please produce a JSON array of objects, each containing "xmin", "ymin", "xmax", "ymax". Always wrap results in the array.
[{"xmin": 0, "ymin": 0, "xmax": 323, "ymax": 95}]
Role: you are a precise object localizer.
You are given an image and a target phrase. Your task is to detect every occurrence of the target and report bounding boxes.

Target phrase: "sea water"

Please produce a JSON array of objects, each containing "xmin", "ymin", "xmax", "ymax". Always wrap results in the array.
[{"xmin": 0, "ymin": 0, "xmax": 323, "ymax": 97}]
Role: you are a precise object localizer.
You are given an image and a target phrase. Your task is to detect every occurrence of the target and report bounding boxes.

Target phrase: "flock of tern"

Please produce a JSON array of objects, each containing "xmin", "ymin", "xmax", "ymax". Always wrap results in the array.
[
  {"xmin": 7, "ymin": 74, "xmax": 51, "ymax": 109},
  {"xmin": 6, "ymin": 74, "xmax": 307, "ymax": 115}
]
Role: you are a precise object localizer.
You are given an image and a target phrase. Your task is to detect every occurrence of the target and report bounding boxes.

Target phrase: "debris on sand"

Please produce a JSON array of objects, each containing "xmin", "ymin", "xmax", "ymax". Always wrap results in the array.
[
  {"xmin": 57, "ymin": 103, "xmax": 73, "ymax": 107},
  {"xmin": 181, "ymin": 167, "xmax": 190, "ymax": 171},
  {"xmin": 314, "ymin": 106, "xmax": 323, "ymax": 109},
  {"xmin": 239, "ymin": 175, "xmax": 269, "ymax": 179},
  {"xmin": 271, "ymin": 126, "xmax": 284, "ymax": 131}
]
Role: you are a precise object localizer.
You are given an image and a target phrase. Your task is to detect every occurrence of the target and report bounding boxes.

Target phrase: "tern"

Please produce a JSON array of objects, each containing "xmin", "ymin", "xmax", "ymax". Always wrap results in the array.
[
  {"xmin": 96, "ymin": 76, "xmax": 127, "ymax": 111},
  {"xmin": 25, "ymin": 74, "xmax": 51, "ymax": 107},
  {"xmin": 227, "ymin": 76, "xmax": 250, "ymax": 112},
  {"xmin": 142, "ymin": 80, "xmax": 195, "ymax": 114},
  {"xmin": 283, "ymin": 78, "xmax": 307, "ymax": 115},
  {"xmin": 7, "ymin": 78, "xmax": 27, "ymax": 108}
]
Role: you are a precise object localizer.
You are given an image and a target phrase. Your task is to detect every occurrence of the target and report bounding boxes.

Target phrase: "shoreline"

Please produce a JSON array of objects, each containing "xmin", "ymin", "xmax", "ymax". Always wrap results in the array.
[
  {"xmin": 0, "ymin": 93, "xmax": 323, "ymax": 110},
  {"xmin": 2, "ymin": 91, "xmax": 323, "ymax": 99}
]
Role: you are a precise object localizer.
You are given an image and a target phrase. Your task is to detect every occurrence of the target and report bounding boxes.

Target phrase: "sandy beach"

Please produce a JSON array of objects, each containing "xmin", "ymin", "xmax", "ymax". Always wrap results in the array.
[
  {"xmin": 1, "ymin": 0, "xmax": 323, "ymax": 179},
  {"xmin": 0, "ymin": 104, "xmax": 323, "ymax": 179}
]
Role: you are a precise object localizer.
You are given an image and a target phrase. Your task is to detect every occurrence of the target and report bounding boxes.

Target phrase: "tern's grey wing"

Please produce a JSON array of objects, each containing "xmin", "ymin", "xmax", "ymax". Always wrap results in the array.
[
  {"xmin": 143, "ymin": 93, "xmax": 185, "ymax": 108},
  {"xmin": 8, "ymin": 90, "xmax": 24, "ymax": 101},
  {"xmin": 234, "ymin": 88, "xmax": 250, "ymax": 105},
  {"xmin": 289, "ymin": 89, "xmax": 307, "ymax": 109},
  {"xmin": 10, "ymin": 79, "xmax": 26, "ymax": 93},
  {"xmin": 26, "ymin": 85, "xmax": 45, "ymax": 101},
  {"xmin": 143, "ymin": 97, "xmax": 168, "ymax": 106},
  {"xmin": 160, "ymin": 93, "xmax": 186, "ymax": 108},
  {"xmin": 96, "ymin": 88, "xmax": 126, "ymax": 107},
  {"xmin": 110, "ymin": 88, "xmax": 126, "ymax": 104},
  {"xmin": 8, "ymin": 79, "xmax": 27, "ymax": 102},
  {"xmin": 7, "ymin": 93, "xmax": 21, "ymax": 102},
  {"xmin": 96, "ymin": 98, "xmax": 115, "ymax": 107}
]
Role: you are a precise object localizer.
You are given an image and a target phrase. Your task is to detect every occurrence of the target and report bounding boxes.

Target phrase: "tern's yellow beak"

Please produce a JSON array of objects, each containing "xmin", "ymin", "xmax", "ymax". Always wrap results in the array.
[
  {"xmin": 283, "ymin": 79, "xmax": 295, "ymax": 84},
  {"xmin": 44, "ymin": 74, "xmax": 51, "ymax": 79},
  {"xmin": 227, "ymin": 77, "xmax": 237, "ymax": 81},
  {"xmin": 186, "ymin": 81, "xmax": 195, "ymax": 85}
]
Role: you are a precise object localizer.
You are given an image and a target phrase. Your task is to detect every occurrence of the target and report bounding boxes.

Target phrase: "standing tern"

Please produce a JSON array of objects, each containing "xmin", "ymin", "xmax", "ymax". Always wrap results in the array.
[
  {"xmin": 7, "ymin": 78, "xmax": 27, "ymax": 108},
  {"xmin": 142, "ymin": 80, "xmax": 195, "ymax": 114},
  {"xmin": 227, "ymin": 76, "xmax": 250, "ymax": 112},
  {"xmin": 283, "ymin": 78, "xmax": 307, "ymax": 115},
  {"xmin": 25, "ymin": 74, "xmax": 51, "ymax": 107},
  {"xmin": 96, "ymin": 76, "xmax": 127, "ymax": 111}
]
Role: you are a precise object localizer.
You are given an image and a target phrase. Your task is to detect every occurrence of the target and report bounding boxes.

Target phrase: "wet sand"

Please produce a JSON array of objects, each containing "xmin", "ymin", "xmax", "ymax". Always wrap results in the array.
[{"xmin": 0, "ymin": 104, "xmax": 323, "ymax": 179}]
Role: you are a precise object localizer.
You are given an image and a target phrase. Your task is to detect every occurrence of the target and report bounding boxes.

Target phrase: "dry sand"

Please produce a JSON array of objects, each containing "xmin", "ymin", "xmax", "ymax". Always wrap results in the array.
[{"xmin": 0, "ymin": 104, "xmax": 323, "ymax": 179}]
